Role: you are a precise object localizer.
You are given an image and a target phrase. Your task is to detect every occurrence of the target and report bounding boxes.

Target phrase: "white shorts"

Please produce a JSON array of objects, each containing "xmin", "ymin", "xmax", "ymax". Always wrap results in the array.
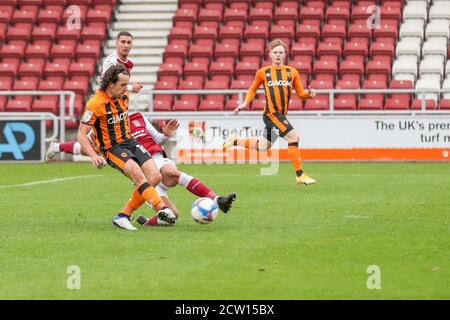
[
  {"xmin": 153, "ymin": 152, "xmax": 176, "ymax": 198},
  {"xmin": 152, "ymin": 152, "xmax": 176, "ymax": 171}
]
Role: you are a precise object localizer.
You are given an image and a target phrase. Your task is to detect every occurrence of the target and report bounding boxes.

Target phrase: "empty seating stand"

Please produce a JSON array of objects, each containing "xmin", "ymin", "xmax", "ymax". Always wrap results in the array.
[{"xmin": 0, "ymin": 0, "xmax": 116, "ymax": 124}]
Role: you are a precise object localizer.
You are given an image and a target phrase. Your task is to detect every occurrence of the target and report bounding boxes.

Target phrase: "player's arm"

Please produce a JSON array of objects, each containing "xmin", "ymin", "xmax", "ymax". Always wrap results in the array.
[
  {"xmin": 142, "ymin": 115, "xmax": 179, "ymax": 145},
  {"xmin": 77, "ymin": 124, "xmax": 106, "ymax": 168},
  {"xmin": 293, "ymin": 70, "xmax": 316, "ymax": 99},
  {"xmin": 235, "ymin": 70, "xmax": 264, "ymax": 114}
]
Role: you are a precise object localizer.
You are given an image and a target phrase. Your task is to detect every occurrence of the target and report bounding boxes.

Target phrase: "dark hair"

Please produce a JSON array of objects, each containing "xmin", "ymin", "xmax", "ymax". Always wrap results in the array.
[
  {"xmin": 100, "ymin": 64, "xmax": 129, "ymax": 91},
  {"xmin": 117, "ymin": 31, "xmax": 133, "ymax": 39}
]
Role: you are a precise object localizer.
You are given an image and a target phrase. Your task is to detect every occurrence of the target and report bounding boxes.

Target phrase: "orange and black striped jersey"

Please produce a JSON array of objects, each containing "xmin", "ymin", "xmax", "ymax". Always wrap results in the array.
[
  {"xmin": 244, "ymin": 65, "xmax": 310, "ymax": 115},
  {"xmin": 80, "ymin": 90, "xmax": 132, "ymax": 151}
]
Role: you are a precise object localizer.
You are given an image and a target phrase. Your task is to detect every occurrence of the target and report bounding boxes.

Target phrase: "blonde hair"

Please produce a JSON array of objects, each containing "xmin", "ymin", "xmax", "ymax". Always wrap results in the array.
[{"xmin": 269, "ymin": 39, "xmax": 287, "ymax": 51}]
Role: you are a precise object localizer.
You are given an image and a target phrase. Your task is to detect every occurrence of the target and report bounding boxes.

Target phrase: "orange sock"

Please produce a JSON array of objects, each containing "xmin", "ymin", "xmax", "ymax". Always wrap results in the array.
[
  {"xmin": 138, "ymin": 182, "xmax": 164, "ymax": 211},
  {"xmin": 236, "ymin": 138, "xmax": 259, "ymax": 150},
  {"xmin": 121, "ymin": 188, "xmax": 146, "ymax": 216},
  {"xmin": 288, "ymin": 142, "xmax": 303, "ymax": 174}
]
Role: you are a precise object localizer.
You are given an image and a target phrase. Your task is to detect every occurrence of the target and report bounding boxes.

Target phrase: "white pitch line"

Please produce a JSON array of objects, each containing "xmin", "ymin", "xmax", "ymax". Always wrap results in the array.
[{"xmin": 0, "ymin": 174, "xmax": 103, "ymax": 189}]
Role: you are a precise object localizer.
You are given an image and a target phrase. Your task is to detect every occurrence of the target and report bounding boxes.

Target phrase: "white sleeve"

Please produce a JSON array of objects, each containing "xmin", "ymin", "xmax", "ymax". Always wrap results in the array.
[
  {"xmin": 127, "ymin": 84, "xmax": 133, "ymax": 91},
  {"xmin": 142, "ymin": 115, "xmax": 168, "ymax": 145},
  {"xmin": 99, "ymin": 56, "xmax": 115, "ymax": 82}
]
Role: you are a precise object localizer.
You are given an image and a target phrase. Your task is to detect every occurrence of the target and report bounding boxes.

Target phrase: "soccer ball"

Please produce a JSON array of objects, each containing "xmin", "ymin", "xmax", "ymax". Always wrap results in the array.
[{"xmin": 191, "ymin": 197, "xmax": 219, "ymax": 224}]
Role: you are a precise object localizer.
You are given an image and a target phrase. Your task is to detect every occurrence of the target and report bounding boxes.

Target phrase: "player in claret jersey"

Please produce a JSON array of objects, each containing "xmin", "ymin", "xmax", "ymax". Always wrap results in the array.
[
  {"xmin": 223, "ymin": 39, "xmax": 317, "ymax": 186},
  {"xmin": 122, "ymin": 112, "xmax": 237, "ymax": 227}
]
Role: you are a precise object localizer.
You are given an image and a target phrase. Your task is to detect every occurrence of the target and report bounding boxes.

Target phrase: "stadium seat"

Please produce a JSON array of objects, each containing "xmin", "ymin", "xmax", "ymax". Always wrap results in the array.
[
  {"xmin": 31, "ymin": 24, "xmax": 57, "ymax": 41},
  {"xmin": 358, "ymin": 99, "xmax": 383, "ymax": 110},
  {"xmin": 240, "ymin": 42, "xmax": 264, "ymax": 59},
  {"xmin": 399, "ymin": 19, "xmax": 424, "ymax": 42},
  {"xmin": 336, "ymin": 80, "xmax": 360, "ymax": 101},
  {"xmin": 411, "ymin": 99, "xmax": 438, "ymax": 110},
  {"xmin": 69, "ymin": 60, "xmax": 95, "ymax": 77},
  {"xmin": 235, "ymin": 61, "xmax": 259, "ymax": 77},
  {"xmin": 0, "ymin": 6, "xmax": 14, "ymax": 25},
  {"xmin": 339, "ymin": 60, "xmax": 364, "ymax": 81},
  {"xmin": 0, "ymin": 59, "xmax": 20, "ymax": 77},
  {"xmin": 442, "ymin": 78, "xmax": 450, "ymax": 99},
  {"xmin": 244, "ymin": 25, "xmax": 269, "ymax": 42},
  {"xmin": 173, "ymin": 97, "xmax": 199, "ymax": 111},
  {"xmin": 344, "ymin": 41, "xmax": 368, "ymax": 60},
  {"xmin": 189, "ymin": 44, "xmax": 213, "ymax": 63},
  {"xmin": 314, "ymin": 60, "xmax": 338, "ymax": 79},
  {"xmin": 12, "ymin": 6, "xmax": 38, "ymax": 24},
  {"xmin": 334, "ymin": 97, "xmax": 357, "ymax": 110},
  {"xmin": 1, "ymin": 42, "xmax": 26, "ymax": 59},
  {"xmin": 63, "ymin": 76, "xmax": 90, "ymax": 96},
  {"xmin": 422, "ymin": 38, "xmax": 447, "ymax": 60},
  {"xmin": 152, "ymin": 99, "xmax": 172, "ymax": 112},
  {"xmin": 0, "ymin": 77, "xmax": 13, "ymax": 91},
  {"xmin": 403, "ymin": 1, "xmax": 428, "ymax": 21},
  {"xmin": 439, "ymin": 99, "xmax": 450, "ymax": 110},
  {"xmin": 291, "ymin": 41, "xmax": 317, "ymax": 58},
  {"xmin": 32, "ymin": 98, "xmax": 58, "ymax": 114},
  {"xmin": 304, "ymin": 97, "xmax": 329, "ymax": 110},
  {"xmin": 371, "ymin": 41, "xmax": 395, "ymax": 59},
  {"xmin": 6, "ymin": 99, "xmax": 32, "ymax": 112},
  {"xmin": 326, "ymin": 6, "xmax": 350, "ymax": 22},
  {"xmin": 75, "ymin": 42, "xmax": 101, "ymax": 60},
  {"xmin": 300, "ymin": 6, "xmax": 325, "ymax": 22},
  {"xmin": 38, "ymin": 77, "xmax": 64, "ymax": 91},
  {"xmin": 18, "ymin": 60, "xmax": 44, "ymax": 77},
  {"xmin": 396, "ymin": 38, "xmax": 421, "ymax": 58},
  {"xmin": 296, "ymin": 23, "xmax": 321, "ymax": 40},
  {"xmin": 348, "ymin": 23, "xmax": 372, "ymax": 41},
  {"xmin": 393, "ymin": 55, "xmax": 418, "ymax": 82},
  {"xmin": 224, "ymin": 8, "xmax": 248, "ymax": 24},
  {"xmin": 173, "ymin": 8, "xmax": 196, "ymax": 28},
  {"xmin": 7, "ymin": 23, "xmax": 33, "ymax": 41},
  {"xmin": 363, "ymin": 80, "xmax": 387, "ymax": 101},
  {"xmin": 429, "ymin": 0, "xmax": 450, "ymax": 20},
  {"xmin": 415, "ymin": 78, "xmax": 441, "ymax": 103},
  {"xmin": 419, "ymin": 56, "xmax": 444, "ymax": 81},
  {"xmin": 184, "ymin": 62, "xmax": 208, "ymax": 78},
  {"xmin": 367, "ymin": 60, "xmax": 391, "ymax": 79},
  {"xmin": 157, "ymin": 63, "xmax": 182, "ymax": 79},
  {"xmin": 426, "ymin": 20, "xmax": 450, "ymax": 40},
  {"xmin": 230, "ymin": 78, "xmax": 252, "ymax": 100},
  {"xmin": 274, "ymin": 6, "xmax": 298, "ymax": 22}
]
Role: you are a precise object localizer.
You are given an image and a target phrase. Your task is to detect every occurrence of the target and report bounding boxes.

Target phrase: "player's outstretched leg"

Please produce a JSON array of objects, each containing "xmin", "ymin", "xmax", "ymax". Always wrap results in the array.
[
  {"xmin": 45, "ymin": 139, "xmax": 60, "ymax": 162},
  {"xmin": 136, "ymin": 207, "xmax": 177, "ymax": 227},
  {"xmin": 112, "ymin": 213, "xmax": 137, "ymax": 231}
]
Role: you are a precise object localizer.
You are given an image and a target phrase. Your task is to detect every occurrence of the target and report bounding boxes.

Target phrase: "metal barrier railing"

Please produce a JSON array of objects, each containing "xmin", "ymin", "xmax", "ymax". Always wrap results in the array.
[
  {"xmin": 0, "ymin": 91, "xmax": 76, "ymax": 153},
  {"xmin": 133, "ymin": 88, "xmax": 450, "ymax": 113}
]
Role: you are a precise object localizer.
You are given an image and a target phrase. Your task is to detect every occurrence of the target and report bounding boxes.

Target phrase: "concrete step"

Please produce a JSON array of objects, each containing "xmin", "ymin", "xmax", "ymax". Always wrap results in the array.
[
  {"xmin": 106, "ymin": 38, "xmax": 167, "ymax": 49},
  {"xmin": 115, "ymin": 12, "xmax": 175, "ymax": 22},
  {"xmin": 129, "ymin": 74, "xmax": 157, "ymax": 84},
  {"xmin": 104, "ymin": 47, "xmax": 164, "ymax": 58},
  {"xmin": 109, "ymin": 29, "xmax": 170, "ymax": 40},
  {"xmin": 113, "ymin": 21, "xmax": 173, "ymax": 30},
  {"xmin": 118, "ymin": 4, "xmax": 178, "ymax": 13}
]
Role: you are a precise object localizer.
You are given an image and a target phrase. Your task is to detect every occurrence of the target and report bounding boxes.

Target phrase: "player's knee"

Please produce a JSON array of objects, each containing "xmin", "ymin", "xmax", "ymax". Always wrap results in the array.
[{"xmin": 148, "ymin": 171, "xmax": 163, "ymax": 187}]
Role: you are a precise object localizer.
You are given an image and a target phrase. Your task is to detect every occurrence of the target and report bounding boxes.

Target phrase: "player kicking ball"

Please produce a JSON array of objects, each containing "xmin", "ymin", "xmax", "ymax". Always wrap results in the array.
[
  {"xmin": 120, "ymin": 112, "xmax": 237, "ymax": 227},
  {"xmin": 223, "ymin": 39, "xmax": 316, "ymax": 186}
]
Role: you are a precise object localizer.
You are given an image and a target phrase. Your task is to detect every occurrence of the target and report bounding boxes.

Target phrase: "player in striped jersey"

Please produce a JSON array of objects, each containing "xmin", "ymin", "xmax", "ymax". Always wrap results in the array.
[
  {"xmin": 223, "ymin": 39, "xmax": 317, "ymax": 186},
  {"xmin": 77, "ymin": 64, "xmax": 176, "ymax": 231},
  {"xmin": 45, "ymin": 31, "xmax": 142, "ymax": 162}
]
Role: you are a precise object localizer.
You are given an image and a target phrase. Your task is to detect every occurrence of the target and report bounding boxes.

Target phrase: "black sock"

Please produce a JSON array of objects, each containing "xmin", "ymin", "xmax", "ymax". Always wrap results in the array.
[{"xmin": 296, "ymin": 170, "xmax": 303, "ymax": 177}]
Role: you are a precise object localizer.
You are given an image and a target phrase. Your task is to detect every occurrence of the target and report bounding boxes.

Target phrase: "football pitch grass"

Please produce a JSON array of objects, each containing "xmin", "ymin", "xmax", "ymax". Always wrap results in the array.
[{"xmin": 0, "ymin": 162, "xmax": 449, "ymax": 300}]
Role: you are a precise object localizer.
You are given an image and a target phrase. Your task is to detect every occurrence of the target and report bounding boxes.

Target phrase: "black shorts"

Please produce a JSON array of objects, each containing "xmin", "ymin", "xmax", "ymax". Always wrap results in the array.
[
  {"xmin": 263, "ymin": 112, "xmax": 294, "ymax": 143},
  {"xmin": 105, "ymin": 139, "xmax": 152, "ymax": 173}
]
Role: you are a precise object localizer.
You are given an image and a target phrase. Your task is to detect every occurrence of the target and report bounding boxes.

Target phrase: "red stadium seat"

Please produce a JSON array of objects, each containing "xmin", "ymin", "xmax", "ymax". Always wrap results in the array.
[
  {"xmin": 199, "ymin": 8, "xmax": 222, "ymax": 24},
  {"xmin": 359, "ymin": 99, "xmax": 383, "ymax": 110},
  {"xmin": 326, "ymin": 6, "xmax": 350, "ymax": 22},
  {"xmin": 69, "ymin": 60, "xmax": 95, "ymax": 77},
  {"xmin": 215, "ymin": 43, "xmax": 239, "ymax": 61},
  {"xmin": 13, "ymin": 76, "xmax": 39, "ymax": 91},
  {"xmin": 343, "ymin": 41, "xmax": 368, "ymax": 60},
  {"xmin": 317, "ymin": 41, "xmax": 342, "ymax": 59},
  {"xmin": 173, "ymin": 98, "xmax": 199, "ymax": 111},
  {"xmin": 373, "ymin": 21, "xmax": 399, "ymax": 40},
  {"xmin": 336, "ymin": 80, "xmax": 360, "ymax": 101},
  {"xmin": 0, "ymin": 77, "xmax": 13, "ymax": 90},
  {"xmin": 385, "ymin": 98, "xmax": 409, "ymax": 110},
  {"xmin": 339, "ymin": 60, "xmax": 364, "ymax": 81},
  {"xmin": 314, "ymin": 60, "xmax": 338, "ymax": 79},
  {"xmin": 157, "ymin": 63, "xmax": 182, "ymax": 79},
  {"xmin": 363, "ymin": 80, "xmax": 387, "ymax": 101},
  {"xmin": 1, "ymin": 42, "xmax": 26, "ymax": 59},
  {"xmin": 87, "ymin": 6, "xmax": 113, "ymax": 24},
  {"xmin": 244, "ymin": 25, "xmax": 269, "ymax": 42},
  {"xmin": 81, "ymin": 24, "xmax": 107, "ymax": 41},
  {"xmin": 366, "ymin": 60, "xmax": 391, "ymax": 78},
  {"xmin": 44, "ymin": 60, "xmax": 70, "ymax": 77},
  {"xmin": 164, "ymin": 44, "xmax": 188, "ymax": 61},
  {"xmin": 6, "ymin": 23, "xmax": 33, "ymax": 41},
  {"xmin": 209, "ymin": 61, "xmax": 234, "ymax": 78},
  {"xmin": 50, "ymin": 43, "xmax": 76, "ymax": 59},
  {"xmin": 270, "ymin": 24, "xmax": 295, "ymax": 43},
  {"xmin": 179, "ymin": 79, "xmax": 204, "ymax": 90},
  {"xmin": 249, "ymin": 7, "xmax": 273, "ymax": 25},
  {"xmin": 300, "ymin": 6, "xmax": 325, "ymax": 22},
  {"xmin": 199, "ymin": 99, "xmax": 225, "ymax": 111},
  {"xmin": 348, "ymin": 23, "xmax": 372, "ymax": 40},
  {"xmin": 18, "ymin": 60, "xmax": 44, "ymax": 77},
  {"xmin": 189, "ymin": 44, "xmax": 213, "ymax": 61},
  {"xmin": 32, "ymin": 98, "xmax": 58, "ymax": 114},
  {"xmin": 184, "ymin": 62, "xmax": 208, "ymax": 78},
  {"xmin": 225, "ymin": 99, "xmax": 239, "ymax": 111},
  {"xmin": 37, "ymin": 6, "xmax": 63, "ymax": 24},
  {"xmin": 193, "ymin": 25, "xmax": 218, "ymax": 45},
  {"xmin": 296, "ymin": 23, "xmax": 321, "ymax": 40},
  {"xmin": 334, "ymin": 98, "xmax": 357, "ymax": 110},
  {"xmin": 288, "ymin": 95, "xmax": 304, "ymax": 111},
  {"xmin": 173, "ymin": 8, "xmax": 196, "ymax": 28},
  {"xmin": 230, "ymin": 78, "xmax": 252, "ymax": 100},
  {"xmin": 291, "ymin": 41, "xmax": 316, "ymax": 58},
  {"xmin": 63, "ymin": 76, "xmax": 90, "ymax": 96},
  {"xmin": 31, "ymin": 24, "xmax": 57, "ymax": 41},
  {"xmin": 0, "ymin": 96, "xmax": 7, "ymax": 111},
  {"xmin": 235, "ymin": 61, "xmax": 259, "ymax": 77},
  {"xmin": 439, "ymin": 99, "xmax": 450, "ymax": 110},
  {"xmin": 0, "ymin": 6, "xmax": 14, "ymax": 24},
  {"xmin": 0, "ymin": 59, "xmax": 20, "ymax": 77},
  {"xmin": 24, "ymin": 41, "xmax": 50, "ymax": 59},
  {"xmin": 168, "ymin": 27, "xmax": 192, "ymax": 45},
  {"xmin": 218, "ymin": 25, "xmax": 243, "ymax": 43},
  {"xmin": 12, "ymin": 6, "xmax": 38, "ymax": 24},
  {"xmin": 411, "ymin": 99, "xmax": 437, "ymax": 110},
  {"xmin": 38, "ymin": 77, "xmax": 64, "ymax": 91},
  {"xmin": 240, "ymin": 42, "xmax": 265, "ymax": 58},
  {"xmin": 274, "ymin": 7, "xmax": 298, "ymax": 22},
  {"xmin": 370, "ymin": 41, "xmax": 395, "ymax": 59},
  {"xmin": 289, "ymin": 59, "xmax": 312, "ymax": 77},
  {"xmin": 75, "ymin": 42, "xmax": 101, "ymax": 60},
  {"xmin": 57, "ymin": 25, "xmax": 81, "ymax": 41},
  {"xmin": 351, "ymin": 5, "xmax": 372, "ymax": 21},
  {"xmin": 322, "ymin": 24, "xmax": 346, "ymax": 40},
  {"xmin": 153, "ymin": 100, "xmax": 172, "ymax": 112},
  {"xmin": 224, "ymin": 8, "xmax": 247, "ymax": 24},
  {"xmin": 6, "ymin": 99, "xmax": 32, "ymax": 112},
  {"xmin": 304, "ymin": 97, "xmax": 329, "ymax": 110}
]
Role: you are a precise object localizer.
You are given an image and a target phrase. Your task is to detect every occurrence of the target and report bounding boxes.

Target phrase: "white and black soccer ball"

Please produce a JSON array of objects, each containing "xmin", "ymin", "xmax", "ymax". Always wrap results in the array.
[{"xmin": 191, "ymin": 197, "xmax": 219, "ymax": 224}]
